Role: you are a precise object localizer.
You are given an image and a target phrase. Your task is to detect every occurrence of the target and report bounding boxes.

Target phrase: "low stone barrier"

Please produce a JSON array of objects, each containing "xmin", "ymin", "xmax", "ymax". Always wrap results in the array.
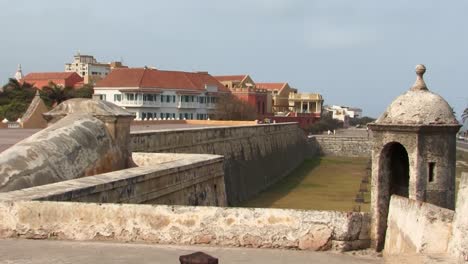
[
  {"xmin": 131, "ymin": 123, "xmax": 307, "ymax": 205},
  {"xmin": 384, "ymin": 195, "xmax": 454, "ymax": 255},
  {"xmin": 0, "ymin": 153, "xmax": 226, "ymax": 206},
  {"xmin": 308, "ymin": 136, "xmax": 371, "ymax": 157},
  {"xmin": 0, "ymin": 200, "xmax": 370, "ymax": 251}
]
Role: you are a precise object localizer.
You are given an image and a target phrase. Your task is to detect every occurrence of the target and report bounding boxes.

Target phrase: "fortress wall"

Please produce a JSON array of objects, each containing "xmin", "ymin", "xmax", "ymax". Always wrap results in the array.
[
  {"xmin": 384, "ymin": 195, "xmax": 454, "ymax": 255},
  {"xmin": 448, "ymin": 172, "xmax": 468, "ymax": 261},
  {"xmin": 308, "ymin": 136, "xmax": 372, "ymax": 157},
  {"xmin": 0, "ymin": 114, "xmax": 127, "ymax": 192},
  {"xmin": 0, "ymin": 153, "xmax": 226, "ymax": 207},
  {"xmin": 131, "ymin": 123, "xmax": 307, "ymax": 205},
  {"xmin": 0, "ymin": 200, "xmax": 370, "ymax": 251}
]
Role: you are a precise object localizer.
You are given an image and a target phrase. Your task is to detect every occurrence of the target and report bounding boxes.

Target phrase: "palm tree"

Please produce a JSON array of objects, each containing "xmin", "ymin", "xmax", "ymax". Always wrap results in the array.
[
  {"xmin": 1, "ymin": 78, "xmax": 35, "ymax": 92},
  {"xmin": 40, "ymin": 82, "xmax": 73, "ymax": 107},
  {"xmin": 462, "ymin": 107, "xmax": 468, "ymax": 123}
]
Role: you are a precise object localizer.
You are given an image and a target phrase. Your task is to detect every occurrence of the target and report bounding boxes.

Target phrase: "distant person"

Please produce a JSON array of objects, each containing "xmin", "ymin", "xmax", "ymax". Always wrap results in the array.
[
  {"xmin": 366, "ymin": 126, "xmax": 369, "ymax": 138},
  {"xmin": 327, "ymin": 130, "xmax": 331, "ymax": 135},
  {"xmin": 333, "ymin": 129, "xmax": 336, "ymax": 135}
]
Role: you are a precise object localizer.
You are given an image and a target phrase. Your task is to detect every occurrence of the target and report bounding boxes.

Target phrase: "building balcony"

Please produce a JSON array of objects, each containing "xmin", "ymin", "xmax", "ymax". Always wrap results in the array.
[
  {"xmin": 118, "ymin": 100, "xmax": 161, "ymax": 107},
  {"xmin": 177, "ymin": 102, "xmax": 200, "ymax": 108}
]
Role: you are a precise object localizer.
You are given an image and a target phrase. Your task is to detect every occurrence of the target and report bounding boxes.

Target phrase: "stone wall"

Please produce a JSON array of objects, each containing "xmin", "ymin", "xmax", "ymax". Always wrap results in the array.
[
  {"xmin": 308, "ymin": 136, "xmax": 371, "ymax": 157},
  {"xmin": 384, "ymin": 195, "xmax": 454, "ymax": 255},
  {"xmin": 0, "ymin": 200, "xmax": 370, "ymax": 251},
  {"xmin": 131, "ymin": 123, "xmax": 307, "ymax": 205},
  {"xmin": 448, "ymin": 172, "xmax": 468, "ymax": 261},
  {"xmin": 0, "ymin": 99, "xmax": 134, "ymax": 193},
  {"xmin": 0, "ymin": 153, "xmax": 227, "ymax": 207}
]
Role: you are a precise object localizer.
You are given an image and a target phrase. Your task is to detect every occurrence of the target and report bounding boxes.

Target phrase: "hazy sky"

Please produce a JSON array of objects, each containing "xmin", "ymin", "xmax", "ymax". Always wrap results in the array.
[{"xmin": 0, "ymin": 0, "xmax": 466, "ymax": 118}]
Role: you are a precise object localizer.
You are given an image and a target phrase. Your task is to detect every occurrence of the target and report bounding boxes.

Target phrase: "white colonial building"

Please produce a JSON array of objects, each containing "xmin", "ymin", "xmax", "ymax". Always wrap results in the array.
[{"xmin": 93, "ymin": 68, "xmax": 229, "ymax": 120}]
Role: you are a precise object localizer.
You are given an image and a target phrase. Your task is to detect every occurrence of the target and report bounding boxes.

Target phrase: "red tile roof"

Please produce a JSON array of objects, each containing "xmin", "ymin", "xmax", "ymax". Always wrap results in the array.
[
  {"xmin": 255, "ymin": 82, "xmax": 287, "ymax": 91},
  {"xmin": 96, "ymin": 68, "xmax": 229, "ymax": 92},
  {"xmin": 213, "ymin": 75, "xmax": 247, "ymax": 82},
  {"xmin": 23, "ymin": 72, "xmax": 80, "ymax": 80}
]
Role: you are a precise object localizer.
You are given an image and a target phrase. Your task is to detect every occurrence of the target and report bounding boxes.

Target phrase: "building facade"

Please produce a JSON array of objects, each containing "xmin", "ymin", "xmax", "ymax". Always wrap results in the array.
[
  {"xmin": 287, "ymin": 93, "xmax": 323, "ymax": 118},
  {"xmin": 21, "ymin": 72, "xmax": 84, "ymax": 89},
  {"xmin": 214, "ymin": 75, "xmax": 271, "ymax": 115},
  {"xmin": 65, "ymin": 53, "xmax": 127, "ymax": 85},
  {"xmin": 94, "ymin": 68, "xmax": 229, "ymax": 120}
]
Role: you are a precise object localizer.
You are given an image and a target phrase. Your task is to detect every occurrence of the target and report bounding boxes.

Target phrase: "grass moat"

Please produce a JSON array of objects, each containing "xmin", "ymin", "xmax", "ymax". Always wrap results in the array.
[{"xmin": 241, "ymin": 156, "xmax": 371, "ymax": 212}]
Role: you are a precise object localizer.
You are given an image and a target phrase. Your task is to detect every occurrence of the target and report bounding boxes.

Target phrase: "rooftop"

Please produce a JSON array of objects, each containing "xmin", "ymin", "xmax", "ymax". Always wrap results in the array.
[
  {"xmin": 256, "ymin": 82, "xmax": 287, "ymax": 91},
  {"xmin": 96, "ymin": 68, "xmax": 229, "ymax": 92},
  {"xmin": 23, "ymin": 72, "xmax": 81, "ymax": 80}
]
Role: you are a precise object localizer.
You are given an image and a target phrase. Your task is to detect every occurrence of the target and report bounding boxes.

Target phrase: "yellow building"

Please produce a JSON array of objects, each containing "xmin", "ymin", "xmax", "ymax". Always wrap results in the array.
[{"xmin": 288, "ymin": 93, "xmax": 323, "ymax": 117}]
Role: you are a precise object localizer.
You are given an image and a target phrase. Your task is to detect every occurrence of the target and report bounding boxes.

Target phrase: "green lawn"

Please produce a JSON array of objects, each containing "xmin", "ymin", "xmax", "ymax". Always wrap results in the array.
[{"xmin": 241, "ymin": 156, "xmax": 370, "ymax": 212}]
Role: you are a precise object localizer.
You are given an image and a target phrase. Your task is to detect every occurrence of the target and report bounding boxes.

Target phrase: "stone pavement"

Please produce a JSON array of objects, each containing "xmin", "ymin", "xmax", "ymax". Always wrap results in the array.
[{"xmin": 0, "ymin": 239, "xmax": 382, "ymax": 264}]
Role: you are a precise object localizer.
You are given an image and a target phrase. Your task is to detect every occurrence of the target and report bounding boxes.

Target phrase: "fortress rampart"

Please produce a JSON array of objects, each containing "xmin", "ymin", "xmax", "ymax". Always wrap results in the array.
[{"xmin": 131, "ymin": 123, "xmax": 307, "ymax": 205}]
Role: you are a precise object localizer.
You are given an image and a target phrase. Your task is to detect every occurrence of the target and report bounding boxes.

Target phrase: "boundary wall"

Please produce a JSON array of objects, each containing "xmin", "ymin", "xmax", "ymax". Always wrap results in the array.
[
  {"xmin": 0, "ymin": 153, "xmax": 226, "ymax": 207},
  {"xmin": 384, "ymin": 172, "xmax": 468, "ymax": 262},
  {"xmin": 307, "ymin": 136, "xmax": 371, "ymax": 157},
  {"xmin": 131, "ymin": 123, "xmax": 307, "ymax": 205},
  {"xmin": 0, "ymin": 200, "xmax": 370, "ymax": 251}
]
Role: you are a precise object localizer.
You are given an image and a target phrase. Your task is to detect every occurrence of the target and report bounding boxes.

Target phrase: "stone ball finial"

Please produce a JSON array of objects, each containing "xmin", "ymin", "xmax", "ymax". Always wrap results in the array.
[{"xmin": 411, "ymin": 64, "xmax": 428, "ymax": 91}]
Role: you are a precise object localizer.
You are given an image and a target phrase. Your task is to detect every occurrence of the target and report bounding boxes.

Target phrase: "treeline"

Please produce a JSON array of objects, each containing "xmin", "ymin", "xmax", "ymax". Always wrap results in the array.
[
  {"xmin": 0, "ymin": 78, "xmax": 93, "ymax": 121},
  {"xmin": 305, "ymin": 112, "xmax": 376, "ymax": 134}
]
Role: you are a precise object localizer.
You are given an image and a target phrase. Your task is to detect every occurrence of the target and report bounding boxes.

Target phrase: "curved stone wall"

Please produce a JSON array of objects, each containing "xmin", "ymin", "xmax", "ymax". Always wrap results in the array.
[{"xmin": 0, "ymin": 114, "xmax": 125, "ymax": 192}]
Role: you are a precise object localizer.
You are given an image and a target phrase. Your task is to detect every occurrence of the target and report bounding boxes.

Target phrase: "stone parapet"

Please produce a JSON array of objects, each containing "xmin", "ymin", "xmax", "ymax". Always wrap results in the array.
[
  {"xmin": 0, "ymin": 153, "xmax": 226, "ymax": 207},
  {"xmin": 131, "ymin": 123, "xmax": 307, "ymax": 205},
  {"xmin": 0, "ymin": 200, "xmax": 370, "ymax": 251}
]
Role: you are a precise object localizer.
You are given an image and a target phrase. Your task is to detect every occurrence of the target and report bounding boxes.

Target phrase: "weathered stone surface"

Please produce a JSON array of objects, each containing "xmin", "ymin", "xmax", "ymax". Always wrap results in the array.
[
  {"xmin": 0, "ymin": 99, "xmax": 135, "ymax": 192},
  {"xmin": 448, "ymin": 172, "xmax": 468, "ymax": 262},
  {"xmin": 384, "ymin": 195, "xmax": 454, "ymax": 256},
  {"xmin": 298, "ymin": 226, "xmax": 332, "ymax": 250},
  {"xmin": 368, "ymin": 65, "xmax": 460, "ymax": 251},
  {"xmin": 308, "ymin": 136, "xmax": 372, "ymax": 157},
  {"xmin": 0, "ymin": 201, "xmax": 370, "ymax": 251},
  {"xmin": 0, "ymin": 114, "xmax": 120, "ymax": 192},
  {"xmin": 131, "ymin": 123, "xmax": 307, "ymax": 205},
  {"xmin": 0, "ymin": 153, "xmax": 227, "ymax": 207}
]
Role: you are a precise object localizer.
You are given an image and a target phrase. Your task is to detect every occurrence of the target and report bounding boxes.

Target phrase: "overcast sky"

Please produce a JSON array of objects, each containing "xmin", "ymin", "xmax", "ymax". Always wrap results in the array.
[{"xmin": 0, "ymin": 0, "xmax": 466, "ymax": 118}]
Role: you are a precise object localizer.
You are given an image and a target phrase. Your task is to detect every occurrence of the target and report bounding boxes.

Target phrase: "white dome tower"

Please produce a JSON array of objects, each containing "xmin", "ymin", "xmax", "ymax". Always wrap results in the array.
[{"xmin": 14, "ymin": 64, "xmax": 23, "ymax": 81}]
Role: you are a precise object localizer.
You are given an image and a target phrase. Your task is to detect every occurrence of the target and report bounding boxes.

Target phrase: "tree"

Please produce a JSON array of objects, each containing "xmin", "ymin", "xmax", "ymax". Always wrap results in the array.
[
  {"xmin": 305, "ymin": 111, "xmax": 343, "ymax": 134},
  {"xmin": 462, "ymin": 107, "xmax": 468, "ymax": 123},
  {"xmin": 214, "ymin": 93, "xmax": 258, "ymax": 120},
  {"xmin": 40, "ymin": 82, "xmax": 74, "ymax": 107},
  {"xmin": 0, "ymin": 79, "xmax": 36, "ymax": 121},
  {"xmin": 69, "ymin": 84, "xmax": 94, "ymax": 99},
  {"xmin": 349, "ymin": 116, "xmax": 376, "ymax": 127}
]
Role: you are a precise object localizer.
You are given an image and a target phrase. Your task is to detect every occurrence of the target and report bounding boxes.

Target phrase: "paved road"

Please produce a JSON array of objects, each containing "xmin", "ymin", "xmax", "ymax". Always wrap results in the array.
[
  {"xmin": 0, "ymin": 129, "xmax": 41, "ymax": 153},
  {"xmin": 0, "ymin": 239, "xmax": 382, "ymax": 264},
  {"xmin": 457, "ymin": 140, "xmax": 468, "ymax": 152}
]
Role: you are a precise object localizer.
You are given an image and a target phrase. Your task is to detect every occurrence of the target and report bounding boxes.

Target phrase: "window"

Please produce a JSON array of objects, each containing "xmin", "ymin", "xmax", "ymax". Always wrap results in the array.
[
  {"xmin": 126, "ymin": 94, "xmax": 135, "ymax": 101},
  {"xmin": 172, "ymin": 95, "xmax": 176, "ymax": 102},
  {"xmin": 114, "ymin": 94, "xmax": 121, "ymax": 102},
  {"xmin": 428, "ymin": 162, "xmax": 436, "ymax": 182},
  {"xmin": 96, "ymin": 94, "xmax": 106, "ymax": 101},
  {"xmin": 166, "ymin": 95, "xmax": 171, "ymax": 103}
]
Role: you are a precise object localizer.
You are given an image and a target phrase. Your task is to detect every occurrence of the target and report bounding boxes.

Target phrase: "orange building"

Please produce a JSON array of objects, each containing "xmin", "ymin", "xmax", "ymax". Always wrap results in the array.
[
  {"xmin": 214, "ymin": 75, "xmax": 271, "ymax": 115},
  {"xmin": 22, "ymin": 72, "xmax": 84, "ymax": 89}
]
